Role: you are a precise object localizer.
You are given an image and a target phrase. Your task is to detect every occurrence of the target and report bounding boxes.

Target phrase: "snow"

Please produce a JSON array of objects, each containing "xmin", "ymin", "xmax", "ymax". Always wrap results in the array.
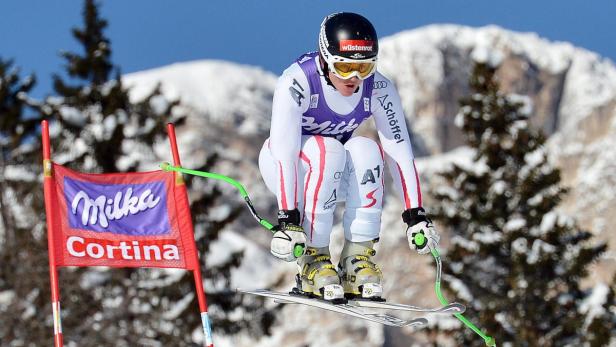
[
  {"xmin": 472, "ymin": 230, "xmax": 503, "ymax": 244},
  {"xmin": 149, "ymin": 94, "xmax": 168, "ymax": 114},
  {"xmin": 3, "ymin": 165, "xmax": 37, "ymax": 182},
  {"xmin": 59, "ymin": 106, "xmax": 85, "ymax": 126},
  {"xmin": 491, "ymin": 180, "xmax": 506, "ymax": 195},
  {"xmin": 507, "ymin": 94, "xmax": 533, "ymax": 116},
  {"xmin": 527, "ymin": 239, "xmax": 557, "ymax": 264},
  {"xmin": 540, "ymin": 211, "xmax": 558, "ymax": 233},
  {"xmin": 511, "ymin": 237, "xmax": 528, "ymax": 254},
  {"xmin": 137, "ymin": 268, "xmax": 186, "ymax": 290},
  {"xmin": 451, "ymin": 235, "xmax": 479, "ymax": 252},
  {"xmin": 162, "ymin": 292, "xmax": 194, "ymax": 320},
  {"xmin": 504, "ymin": 218, "xmax": 526, "ymax": 232},
  {"xmin": 471, "ymin": 45, "xmax": 504, "ymax": 67},
  {"xmin": 205, "ymin": 229, "xmax": 276, "ymax": 288},
  {"xmin": 579, "ymin": 283, "xmax": 609, "ymax": 328},
  {"xmin": 415, "ymin": 146, "xmax": 475, "ymax": 174},
  {"xmin": 443, "ymin": 274, "xmax": 474, "ymax": 302},
  {"xmin": 524, "ymin": 148, "xmax": 546, "ymax": 168},
  {"xmin": 124, "ymin": 60, "xmax": 276, "ymax": 137},
  {"xmin": 0, "ymin": 290, "xmax": 15, "ymax": 307},
  {"xmin": 101, "ymin": 80, "xmax": 118, "ymax": 96},
  {"xmin": 80, "ymin": 270, "xmax": 110, "ymax": 290}
]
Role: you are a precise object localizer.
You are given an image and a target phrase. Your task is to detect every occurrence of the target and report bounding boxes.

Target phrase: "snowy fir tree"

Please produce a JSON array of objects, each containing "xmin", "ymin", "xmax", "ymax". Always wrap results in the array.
[
  {"xmin": 431, "ymin": 61, "xmax": 615, "ymax": 346},
  {"xmin": 0, "ymin": 57, "xmax": 50, "ymax": 345},
  {"xmin": 0, "ymin": 1, "xmax": 273, "ymax": 346}
]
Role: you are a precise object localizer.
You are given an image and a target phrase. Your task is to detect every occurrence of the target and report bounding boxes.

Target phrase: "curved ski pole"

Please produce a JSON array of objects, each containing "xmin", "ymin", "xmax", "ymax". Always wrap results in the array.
[
  {"xmin": 430, "ymin": 245, "xmax": 496, "ymax": 346},
  {"xmin": 160, "ymin": 162, "xmax": 305, "ymax": 258}
]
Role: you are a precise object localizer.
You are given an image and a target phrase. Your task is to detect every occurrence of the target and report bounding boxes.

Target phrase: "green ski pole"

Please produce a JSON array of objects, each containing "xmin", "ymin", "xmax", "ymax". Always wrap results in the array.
[
  {"xmin": 412, "ymin": 234, "xmax": 495, "ymax": 346},
  {"xmin": 161, "ymin": 162, "xmax": 305, "ymax": 258}
]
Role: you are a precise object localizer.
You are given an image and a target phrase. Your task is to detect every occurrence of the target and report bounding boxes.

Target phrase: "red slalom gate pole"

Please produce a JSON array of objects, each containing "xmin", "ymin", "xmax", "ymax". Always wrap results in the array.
[
  {"xmin": 167, "ymin": 123, "xmax": 214, "ymax": 347},
  {"xmin": 41, "ymin": 120, "xmax": 64, "ymax": 347}
]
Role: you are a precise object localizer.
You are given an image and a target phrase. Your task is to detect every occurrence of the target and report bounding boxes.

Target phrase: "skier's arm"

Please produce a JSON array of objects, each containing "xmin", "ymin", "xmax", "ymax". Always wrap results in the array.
[
  {"xmin": 372, "ymin": 73, "xmax": 439, "ymax": 254},
  {"xmin": 269, "ymin": 64, "xmax": 309, "ymax": 211},
  {"xmin": 372, "ymin": 74, "xmax": 422, "ymax": 210},
  {"xmin": 269, "ymin": 64, "xmax": 309, "ymax": 261}
]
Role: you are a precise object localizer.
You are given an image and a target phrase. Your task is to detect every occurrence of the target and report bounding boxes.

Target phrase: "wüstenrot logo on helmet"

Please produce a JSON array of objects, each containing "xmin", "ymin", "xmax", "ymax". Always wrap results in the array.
[
  {"xmin": 64, "ymin": 177, "xmax": 171, "ymax": 236},
  {"xmin": 339, "ymin": 40, "xmax": 374, "ymax": 52}
]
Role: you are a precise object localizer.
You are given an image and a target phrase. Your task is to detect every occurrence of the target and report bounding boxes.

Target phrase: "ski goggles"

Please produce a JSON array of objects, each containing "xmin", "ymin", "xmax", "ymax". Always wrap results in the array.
[{"xmin": 331, "ymin": 61, "xmax": 376, "ymax": 80}]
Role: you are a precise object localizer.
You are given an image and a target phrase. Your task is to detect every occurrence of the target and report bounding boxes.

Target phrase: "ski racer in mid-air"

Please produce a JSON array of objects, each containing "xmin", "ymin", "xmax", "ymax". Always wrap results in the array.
[{"xmin": 258, "ymin": 12, "xmax": 440, "ymax": 302}]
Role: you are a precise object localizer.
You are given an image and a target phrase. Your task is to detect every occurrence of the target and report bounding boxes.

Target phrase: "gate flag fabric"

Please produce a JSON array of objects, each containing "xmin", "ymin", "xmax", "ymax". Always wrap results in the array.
[
  {"xmin": 42, "ymin": 120, "xmax": 214, "ymax": 347},
  {"xmin": 48, "ymin": 164, "xmax": 199, "ymax": 269}
]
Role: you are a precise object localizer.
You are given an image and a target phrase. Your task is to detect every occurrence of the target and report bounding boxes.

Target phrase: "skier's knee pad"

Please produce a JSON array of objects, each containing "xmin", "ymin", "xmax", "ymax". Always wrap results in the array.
[
  {"xmin": 343, "ymin": 207, "xmax": 382, "ymax": 242},
  {"xmin": 302, "ymin": 135, "xmax": 345, "ymax": 158},
  {"xmin": 344, "ymin": 136, "xmax": 382, "ymax": 164}
]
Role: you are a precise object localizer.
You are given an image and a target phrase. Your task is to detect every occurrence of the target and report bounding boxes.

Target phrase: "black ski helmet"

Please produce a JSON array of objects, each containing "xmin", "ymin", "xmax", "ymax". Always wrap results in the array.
[{"xmin": 318, "ymin": 12, "xmax": 379, "ymax": 64}]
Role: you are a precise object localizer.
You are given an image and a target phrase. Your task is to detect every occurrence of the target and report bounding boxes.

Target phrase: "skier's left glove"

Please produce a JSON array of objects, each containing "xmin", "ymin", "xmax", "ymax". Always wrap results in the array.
[{"xmin": 402, "ymin": 207, "xmax": 440, "ymax": 255}]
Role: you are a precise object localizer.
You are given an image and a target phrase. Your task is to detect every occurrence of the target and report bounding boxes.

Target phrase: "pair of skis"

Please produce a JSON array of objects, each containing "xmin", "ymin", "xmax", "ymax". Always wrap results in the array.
[{"xmin": 238, "ymin": 288, "xmax": 465, "ymax": 328}]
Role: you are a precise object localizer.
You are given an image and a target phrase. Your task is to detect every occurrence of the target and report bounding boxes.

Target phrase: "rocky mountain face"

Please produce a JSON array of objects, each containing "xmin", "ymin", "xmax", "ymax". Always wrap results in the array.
[
  {"xmin": 124, "ymin": 24, "xmax": 616, "ymax": 346},
  {"xmin": 377, "ymin": 25, "xmax": 616, "ymax": 283}
]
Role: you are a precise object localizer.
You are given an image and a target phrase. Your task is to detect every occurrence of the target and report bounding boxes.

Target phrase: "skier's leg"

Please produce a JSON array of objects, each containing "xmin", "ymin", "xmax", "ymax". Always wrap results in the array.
[
  {"xmin": 295, "ymin": 135, "xmax": 346, "ymax": 298},
  {"xmin": 339, "ymin": 136, "xmax": 385, "ymax": 299},
  {"xmin": 258, "ymin": 138, "xmax": 280, "ymax": 195},
  {"xmin": 298, "ymin": 135, "xmax": 346, "ymax": 247},
  {"xmin": 260, "ymin": 136, "xmax": 346, "ymax": 299}
]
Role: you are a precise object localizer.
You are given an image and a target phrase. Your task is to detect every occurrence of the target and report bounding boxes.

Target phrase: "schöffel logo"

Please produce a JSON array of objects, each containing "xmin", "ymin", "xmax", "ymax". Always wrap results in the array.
[
  {"xmin": 64, "ymin": 177, "xmax": 171, "ymax": 236},
  {"xmin": 339, "ymin": 40, "xmax": 374, "ymax": 52}
]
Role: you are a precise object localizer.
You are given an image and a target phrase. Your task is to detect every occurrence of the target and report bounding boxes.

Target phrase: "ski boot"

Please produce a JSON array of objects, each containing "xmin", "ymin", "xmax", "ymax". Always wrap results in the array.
[
  {"xmin": 338, "ymin": 239, "xmax": 384, "ymax": 301},
  {"xmin": 292, "ymin": 246, "xmax": 345, "ymax": 303}
]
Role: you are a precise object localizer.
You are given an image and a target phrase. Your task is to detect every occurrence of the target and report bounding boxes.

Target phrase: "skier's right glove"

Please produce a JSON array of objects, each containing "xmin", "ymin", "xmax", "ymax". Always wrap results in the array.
[
  {"xmin": 402, "ymin": 207, "xmax": 440, "ymax": 255},
  {"xmin": 270, "ymin": 209, "xmax": 307, "ymax": 262}
]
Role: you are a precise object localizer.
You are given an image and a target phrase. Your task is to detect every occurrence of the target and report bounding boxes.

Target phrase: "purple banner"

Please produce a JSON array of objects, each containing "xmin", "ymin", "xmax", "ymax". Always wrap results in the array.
[{"xmin": 63, "ymin": 177, "xmax": 171, "ymax": 236}]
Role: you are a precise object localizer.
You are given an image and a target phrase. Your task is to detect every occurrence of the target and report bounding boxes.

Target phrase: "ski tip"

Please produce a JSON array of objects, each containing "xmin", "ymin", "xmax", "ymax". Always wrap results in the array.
[
  {"xmin": 450, "ymin": 302, "xmax": 466, "ymax": 314},
  {"xmin": 404, "ymin": 317, "xmax": 428, "ymax": 328}
]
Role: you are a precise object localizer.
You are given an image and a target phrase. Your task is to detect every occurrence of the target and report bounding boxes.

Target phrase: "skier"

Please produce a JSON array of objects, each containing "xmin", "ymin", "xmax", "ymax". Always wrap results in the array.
[{"xmin": 259, "ymin": 12, "xmax": 440, "ymax": 301}]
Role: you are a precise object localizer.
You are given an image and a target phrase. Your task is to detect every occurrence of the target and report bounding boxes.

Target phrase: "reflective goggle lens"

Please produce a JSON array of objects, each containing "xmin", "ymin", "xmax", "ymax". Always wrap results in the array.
[{"xmin": 333, "ymin": 62, "xmax": 375, "ymax": 78}]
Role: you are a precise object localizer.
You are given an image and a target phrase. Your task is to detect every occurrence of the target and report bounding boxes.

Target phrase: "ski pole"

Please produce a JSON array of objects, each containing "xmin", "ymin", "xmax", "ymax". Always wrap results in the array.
[
  {"xmin": 160, "ymin": 162, "xmax": 306, "ymax": 258},
  {"xmin": 431, "ymin": 247, "xmax": 495, "ymax": 346},
  {"xmin": 412, "ymin": 234, "xmax": 495, "ymax": 346}
]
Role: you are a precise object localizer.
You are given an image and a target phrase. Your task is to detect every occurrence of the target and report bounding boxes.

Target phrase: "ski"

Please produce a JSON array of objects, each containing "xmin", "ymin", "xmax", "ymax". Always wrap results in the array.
[
  {"xmin": 238, "ymin": 289, "xmax": 428, "ymax": 328},
  {"xmin": 347, "ymin": 299, "xmax": 466, "ymax": 314}
]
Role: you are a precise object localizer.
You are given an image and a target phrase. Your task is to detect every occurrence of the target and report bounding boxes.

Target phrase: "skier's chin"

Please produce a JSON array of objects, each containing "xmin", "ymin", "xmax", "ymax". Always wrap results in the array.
[{"xmin": 339, "ymin": 84, "xmax": 358, "ymax": 96}]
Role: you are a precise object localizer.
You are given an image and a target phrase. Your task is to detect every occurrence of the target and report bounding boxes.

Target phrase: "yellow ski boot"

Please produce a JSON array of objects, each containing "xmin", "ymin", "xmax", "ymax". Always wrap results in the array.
[
  {"xmin": 338, "ymin": 239, "xmax": 384, "ymax": 300},
  {"xmin": 293, "ymin": 246, "xmax": 345, "ymax": 302}
]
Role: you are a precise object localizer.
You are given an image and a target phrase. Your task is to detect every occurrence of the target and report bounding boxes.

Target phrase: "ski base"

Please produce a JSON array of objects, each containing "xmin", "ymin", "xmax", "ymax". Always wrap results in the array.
[
  {"xmin": 238, "ymin": 288, "xmax": 427, "ymax": 328},
  {"xmin": 347, "ymin": 298, "xmax": 466, "ymax": 314}
]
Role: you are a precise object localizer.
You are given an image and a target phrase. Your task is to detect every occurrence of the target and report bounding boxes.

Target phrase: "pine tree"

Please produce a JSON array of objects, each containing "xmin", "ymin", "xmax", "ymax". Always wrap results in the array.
[
  {"xmin": 431, "ymin": 61, "xmax": 615, "ymax": 346},
  {"xmin": 1, "ymin": 1, "xmax": 273, "ymax": 346},
  {"xmin": 0, "ymin": 57, "xmax": 50, "ymax": 345}
]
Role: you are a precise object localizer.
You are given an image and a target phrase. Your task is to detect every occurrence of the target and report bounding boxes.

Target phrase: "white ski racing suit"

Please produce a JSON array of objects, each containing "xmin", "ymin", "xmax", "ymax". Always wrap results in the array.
[{"xmin": 259, "ymin": 52, "xmax": 422, "ymax": 247}]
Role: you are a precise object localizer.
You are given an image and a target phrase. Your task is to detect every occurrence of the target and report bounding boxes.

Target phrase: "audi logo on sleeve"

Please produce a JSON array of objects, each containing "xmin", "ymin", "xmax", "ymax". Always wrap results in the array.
[{"xmin": 373, "ymin": 80, "xmax": 388, "ymax": 89}]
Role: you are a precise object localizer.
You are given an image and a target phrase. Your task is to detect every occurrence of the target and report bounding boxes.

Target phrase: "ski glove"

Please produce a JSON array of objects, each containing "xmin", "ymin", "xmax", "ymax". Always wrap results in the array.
[
  {"xmin": 270, "ymin": 209, "xmax": 307, "ymax": 261},
  {"xmin": 402, "ymin": 207, "xmax": 440, "ymax": 255}
]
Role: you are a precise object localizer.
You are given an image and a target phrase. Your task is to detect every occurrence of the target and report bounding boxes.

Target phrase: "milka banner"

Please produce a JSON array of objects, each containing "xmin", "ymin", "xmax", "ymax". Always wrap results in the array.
[{"xmin": 48, "ymin": 164, "xmax": 198, "ymax": 269}]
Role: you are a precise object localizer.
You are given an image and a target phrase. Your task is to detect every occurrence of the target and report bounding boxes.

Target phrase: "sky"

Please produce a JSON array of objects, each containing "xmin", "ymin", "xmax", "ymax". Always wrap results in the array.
[{"xmin": 1, "ymin": 0, "xmax": 615, "ymax": 99}]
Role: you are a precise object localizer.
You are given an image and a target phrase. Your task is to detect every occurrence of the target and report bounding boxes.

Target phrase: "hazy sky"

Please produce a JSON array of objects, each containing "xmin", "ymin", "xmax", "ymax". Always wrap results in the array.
[{"xmin": 1, "ymin": 0, "xmax": 615, "ymax": 98}]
